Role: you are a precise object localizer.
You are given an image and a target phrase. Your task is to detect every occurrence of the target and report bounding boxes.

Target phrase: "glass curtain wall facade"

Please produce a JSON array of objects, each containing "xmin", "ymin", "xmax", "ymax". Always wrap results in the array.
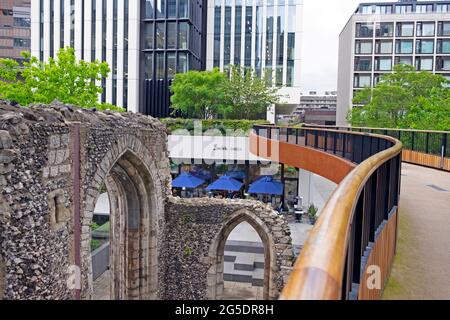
[
  {"xmin": 141, "ymin": 0, "xmax": 207, "ymax": 117},
  {"xmin": 209, "ymin": 0, "xmax": 299, "ymax": 89},
  {"xmin": 31, "ymin": 0, "xmax": 132, "ymax": 110}
]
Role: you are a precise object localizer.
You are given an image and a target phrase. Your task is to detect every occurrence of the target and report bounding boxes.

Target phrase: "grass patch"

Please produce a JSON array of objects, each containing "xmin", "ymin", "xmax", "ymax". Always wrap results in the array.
[
  {"xmin": 96, "ymin": 221, "xmax": 110, "ymax": 233},
  {"xmin": 91, "ymin": 239, "xmax": 102, "ymax": 251}
]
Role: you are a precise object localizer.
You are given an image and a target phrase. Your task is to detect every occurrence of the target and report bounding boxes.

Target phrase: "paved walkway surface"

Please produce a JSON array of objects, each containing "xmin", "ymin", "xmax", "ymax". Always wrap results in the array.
[
  {"xmin": 92, "ymin": 272, "xmax": 263, "ymax": 300},
  {"xmin": 383, "ymin": 163, "xmax": 450, "ymax": 300},
  {"xmin": 93, "ymin": 270, "xmax": 111, "ymax": 300},
  {"xmin": 223, "ymin": 281, "xmax": 263, "ymax": 300}
]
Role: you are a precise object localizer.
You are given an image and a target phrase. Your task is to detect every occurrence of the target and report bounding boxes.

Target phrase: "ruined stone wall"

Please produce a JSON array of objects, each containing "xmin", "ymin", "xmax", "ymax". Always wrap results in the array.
[
  {"xmin": 160, "ymin": 197, "xmax": 294, "ymax": 300},
  {"xmin": 0, "ymin": 101, "xmax": 171, "ymax": 299},
  {"xmin": 0, "ymin": 101, "xmax": 294, "ymax": 300}
]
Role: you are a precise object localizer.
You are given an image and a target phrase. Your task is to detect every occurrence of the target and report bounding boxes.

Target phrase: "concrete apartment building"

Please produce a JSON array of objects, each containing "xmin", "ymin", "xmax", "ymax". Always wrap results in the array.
[
  {"xmin": 278, "ymin": 91, "xmax": 337, "ymax": 125},
  {"xmin": 0, "ymin": 0, "xmax": 31, "ymax": 61},
  {"xmin": 337, "ymin": 0, "xmax": 450, "ymax": 125},
  {"xmin": 30, "ymin": 0, "xmax": 303, "ymax": 118}
]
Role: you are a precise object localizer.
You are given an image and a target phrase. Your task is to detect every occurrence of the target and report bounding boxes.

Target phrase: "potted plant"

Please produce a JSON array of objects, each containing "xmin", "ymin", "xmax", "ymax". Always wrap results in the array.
[{"xmin": 308, "ymin": 204, "xmax": 318, "ymax": 225}]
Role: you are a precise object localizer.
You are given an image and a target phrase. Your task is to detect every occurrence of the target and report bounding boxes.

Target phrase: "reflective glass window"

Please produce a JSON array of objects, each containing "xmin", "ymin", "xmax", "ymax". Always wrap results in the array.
[
  {"xmin": 156, "ymin": 52, "xmax": 165, "ymax": 78},
  {"xmin": 179, "ymin": 22, "xmax": 188, "ymax": 49},
  {"xmin": 167, "ymin": 52, "xmax": 176, "ymax": 78},
  {"xmin": 178, "ymin": 52, "xmax": 188, "ymax": 73},
  {"xmin": 144, "ymin": 22, "xmax": 154, "ymax": 49}
]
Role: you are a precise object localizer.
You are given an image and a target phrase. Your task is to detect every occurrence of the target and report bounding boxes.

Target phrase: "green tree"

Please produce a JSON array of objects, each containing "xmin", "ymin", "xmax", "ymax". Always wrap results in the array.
[
  {"xmin": 349, "ymin": 64, "xmax": 450, "ymax": 130},
  {"xmin": 170, "ymin": 68, "xmax": 228, "ymax": 119},
  {"xmin": 0, "ymin": 47, "xmax": 123, "ymax": 111},
  {"xmin": 224, "ymin": 65, "xmax": 280, "ymax": 120}
]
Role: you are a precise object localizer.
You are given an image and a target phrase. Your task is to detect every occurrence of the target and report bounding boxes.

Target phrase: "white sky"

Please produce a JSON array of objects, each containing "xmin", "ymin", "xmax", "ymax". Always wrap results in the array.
[{"xmin": 300, "ymin": 0, "xmax": 386, "ymax": 93}]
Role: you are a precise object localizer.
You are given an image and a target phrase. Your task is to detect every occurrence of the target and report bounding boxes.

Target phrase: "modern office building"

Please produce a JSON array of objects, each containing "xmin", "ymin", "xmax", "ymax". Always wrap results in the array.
[
  {"xmin": 206, "ymin": 0, "xmax": 303, "ymax": 106},
  {"xmin": 337, "ymin": 0, "xmax": 450, "ymax": 125},
  {"xmin": 0, "ymin": 0, "xmax": 31, "ymax": 61},
  {"xmin": 30, "ymin": 0, "xmax": 207, "ymax": 116},
  {"xmin": 30, "ymin": 0, "xmax": 303, "ymax": 117}
]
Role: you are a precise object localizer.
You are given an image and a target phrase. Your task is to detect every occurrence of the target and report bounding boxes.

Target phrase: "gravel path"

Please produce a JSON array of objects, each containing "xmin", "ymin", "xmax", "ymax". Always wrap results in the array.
[{"xmin": 383, "ymin": 163, "xmax": 450, "ymax": 300}]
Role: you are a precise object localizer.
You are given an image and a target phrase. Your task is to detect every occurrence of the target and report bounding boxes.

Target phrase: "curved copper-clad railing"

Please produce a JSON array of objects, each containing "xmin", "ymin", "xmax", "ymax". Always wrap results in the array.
[
  {"xmin": 304, "ymin": 124, "xmax": 449, "ymax": 171},
  {"xmin": 251, "ymin": 126, "xmax": 403, "ymax": 300}
]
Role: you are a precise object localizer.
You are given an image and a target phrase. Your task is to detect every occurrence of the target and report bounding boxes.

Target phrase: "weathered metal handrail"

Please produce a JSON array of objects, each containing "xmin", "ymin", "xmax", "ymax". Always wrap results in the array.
[
  {"xmin": 252, "ymin": 125, "xmax": 403, "ymax": 300},
  {"xmin": 304, "ymin": 124, "xmax": 449, "ymax": 171}
]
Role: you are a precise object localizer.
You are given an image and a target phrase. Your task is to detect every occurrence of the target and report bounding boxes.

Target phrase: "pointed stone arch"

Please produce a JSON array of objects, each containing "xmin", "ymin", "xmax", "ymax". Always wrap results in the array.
[
  {"xmin": 207, "ymin": 209, "xmax": 278, "ymax": 300},
  {"xmin": 81, "ymin": 135, "xmax": 167, "ymax": 300}
]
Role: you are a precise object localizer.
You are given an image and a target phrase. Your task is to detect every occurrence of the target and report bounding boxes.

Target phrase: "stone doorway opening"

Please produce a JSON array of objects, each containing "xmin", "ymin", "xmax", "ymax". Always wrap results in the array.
[
  {"xmin": 84, "ymin": 150, "xmax": 159, "ymax": 300},
  {"xmin": 91, "ymin": 191, "xmax": 111, "ymax": 300},
  {"xmin": 223, "ymin": 222, "xmax": 264, "ymax": 300},
  {"xmin": 207, "ymin": 210, "xmax": 276, "ymax": 300}
]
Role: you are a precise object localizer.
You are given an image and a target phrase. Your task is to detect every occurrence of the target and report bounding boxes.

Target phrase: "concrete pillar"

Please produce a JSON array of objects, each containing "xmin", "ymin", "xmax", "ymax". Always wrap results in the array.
[
  {"xmin": 30, "ymin": 0, "xmax": 40, "ymax": 58},
  {"xmin": 267, "ymin": 104, "xmax": 276, "ymax": 124},
  {"xmin": 298, "ymin": 169, "xmax": 312, "ymax": 210}
]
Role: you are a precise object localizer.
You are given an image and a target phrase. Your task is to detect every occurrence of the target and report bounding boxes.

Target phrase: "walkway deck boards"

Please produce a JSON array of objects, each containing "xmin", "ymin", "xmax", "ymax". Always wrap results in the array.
[{"xmin": 383, "ymin": 163, "xmax": 450, "ymax": 300}]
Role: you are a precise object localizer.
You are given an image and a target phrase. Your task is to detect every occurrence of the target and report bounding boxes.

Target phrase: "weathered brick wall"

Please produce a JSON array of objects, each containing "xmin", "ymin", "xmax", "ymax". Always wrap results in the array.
[{"xmin": 160, "ymin": 197, "xmax": 294, "ymax": 300}]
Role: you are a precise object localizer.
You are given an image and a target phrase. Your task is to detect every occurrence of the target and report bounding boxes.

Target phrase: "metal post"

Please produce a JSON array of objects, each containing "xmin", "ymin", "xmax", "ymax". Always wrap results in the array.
[
  {"xmin": 71, "ymin": 123, "xmax": 82, "ymax": 300},
  {"xmin": 314, "ymin": 131, "xmax": 318, "ymax": 149},
  {"xmin": 281, "ymin": 163, "xmax": 285, "ymax": 211},
  {"xmin": 342, "ymin": 134, "xmax": 347, "ymax": 158},
  {"xmin": 441, "ymin": 133, "xmax": 447, "ymax": 170},
  {"xmin": 333, "ymin": 132, "xmax": 337, "ymax": 155}
]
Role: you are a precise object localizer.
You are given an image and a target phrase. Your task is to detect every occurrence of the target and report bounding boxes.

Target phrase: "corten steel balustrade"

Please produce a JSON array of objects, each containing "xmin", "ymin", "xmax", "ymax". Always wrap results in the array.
[
  {"xmin": 250, "ymin": 126, "xmax": 402, "ymax": 300},
  {"xmin": 304, "ymin": 125, "xmax": 449, "ymax": 171}
]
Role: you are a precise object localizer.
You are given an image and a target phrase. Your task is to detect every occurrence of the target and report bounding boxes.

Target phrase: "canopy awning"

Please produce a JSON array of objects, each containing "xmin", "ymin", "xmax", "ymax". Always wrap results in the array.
[
  {"xmin": 172, "ymin": 172, "xmax": 205, "ymax": 189},
  {"xmin": 206, "ymin": 175, "xmax": 244, "ymax": 192},
  {"xmin": 248, "ymin": 176, "xmax": 284, "ymax": 196}
]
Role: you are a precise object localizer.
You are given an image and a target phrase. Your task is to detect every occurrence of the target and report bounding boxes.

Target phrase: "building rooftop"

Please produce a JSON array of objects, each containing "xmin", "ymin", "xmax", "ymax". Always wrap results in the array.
[{"xmin": 355, "ymin": 0, "xmax": 450, "ymax": 14}]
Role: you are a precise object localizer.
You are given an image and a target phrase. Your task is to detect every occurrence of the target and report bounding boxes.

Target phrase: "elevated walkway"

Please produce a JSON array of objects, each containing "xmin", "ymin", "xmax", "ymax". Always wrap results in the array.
[{"xmin": 383, "ymin": 163, "xmax": 450, "ymax": 299}]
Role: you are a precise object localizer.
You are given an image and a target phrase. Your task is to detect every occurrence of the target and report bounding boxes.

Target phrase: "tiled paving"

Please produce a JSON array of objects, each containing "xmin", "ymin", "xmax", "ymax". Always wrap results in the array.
[
  {"xmin": 93, "ymin": 270, "xmax": 111, "ymax": 300},
  {"xmin": 223, "ymin": 281, "xmax": 264, "ymax": 300},
  {"xmin": 92, "ymin": 271, "xmax": 264, "ymax": 300}
]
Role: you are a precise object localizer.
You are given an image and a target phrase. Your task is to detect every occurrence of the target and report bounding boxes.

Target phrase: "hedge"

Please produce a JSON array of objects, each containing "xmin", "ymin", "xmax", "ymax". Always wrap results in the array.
[{"xmin": 160, "ymin": 118, "xmax": 269, "ymax": 136}]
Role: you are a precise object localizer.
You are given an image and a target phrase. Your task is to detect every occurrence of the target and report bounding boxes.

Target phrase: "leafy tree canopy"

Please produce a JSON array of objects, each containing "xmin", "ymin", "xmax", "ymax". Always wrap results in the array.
[
  {"xmin": 170, "ymin": 65, "xmax": 280, "ymax": 120},
  {"xmin": 0, "ymin": 47, "xmax": 123, "ymax": 111},
  {"xmin": 170, "ymin": 68, "xmax": 228, "ymax": 119},
  {"xmin": 349, "ymin": 64, "xmax": 450, "ymax": 131},
  {"xmin": 223, "ymin": 65, "xmax": 280, "ymax": 120}
]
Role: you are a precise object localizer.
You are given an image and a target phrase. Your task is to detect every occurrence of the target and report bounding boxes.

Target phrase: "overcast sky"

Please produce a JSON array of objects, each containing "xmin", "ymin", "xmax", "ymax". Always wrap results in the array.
[{"xmin": 300, "ymin": 0, "xmax": 386, "ymax": 93}]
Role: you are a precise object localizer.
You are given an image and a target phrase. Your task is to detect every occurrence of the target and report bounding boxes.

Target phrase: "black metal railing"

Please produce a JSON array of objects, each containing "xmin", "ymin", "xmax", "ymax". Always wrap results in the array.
[
  {"xmin": 254, "ymin": 125, "xmax": 396, "ymax": 165},
  {"xmin": 252, "ymin": 125, "xmax": 402, "ymax": 300},
  {"xmin": 304, "ymin": 125, "xmax": 449, "ymax": 170}
]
